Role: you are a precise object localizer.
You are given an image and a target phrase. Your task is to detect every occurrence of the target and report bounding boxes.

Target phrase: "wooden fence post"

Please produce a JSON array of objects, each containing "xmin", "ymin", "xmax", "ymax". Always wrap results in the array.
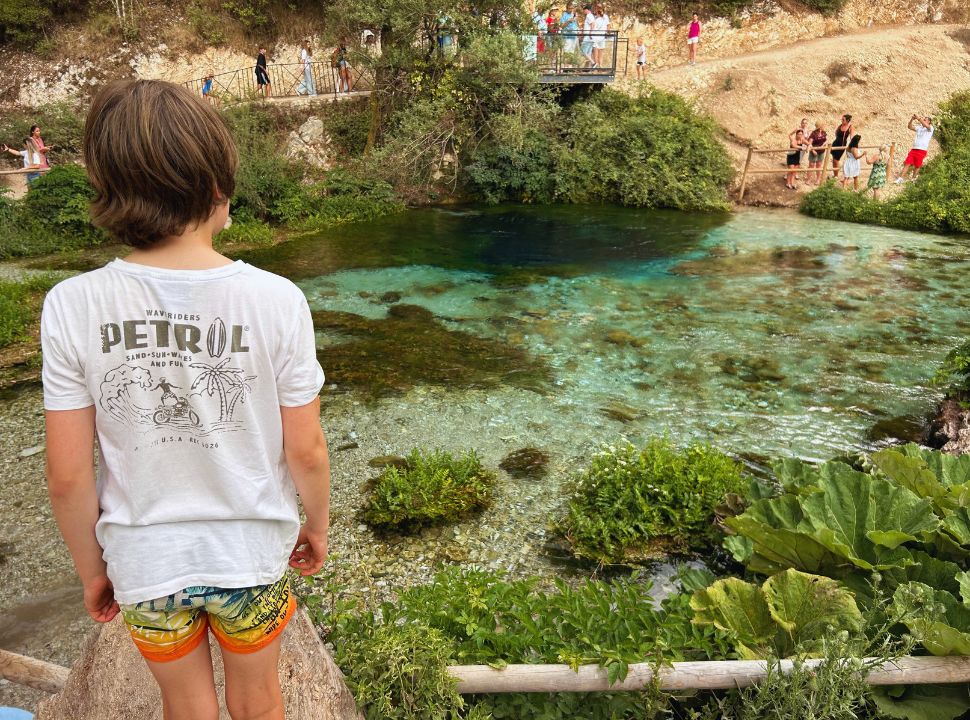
[
  {"xmin": 888, "ymin": 141, "xmax": 896, "ymax": 182},
  {"xmin": 820, "ymin": 145, "xmax": 831, "ymax": 181},
  {"xmin": 738, "ymin": 146, "xmax": 753, "ymax": 201}
]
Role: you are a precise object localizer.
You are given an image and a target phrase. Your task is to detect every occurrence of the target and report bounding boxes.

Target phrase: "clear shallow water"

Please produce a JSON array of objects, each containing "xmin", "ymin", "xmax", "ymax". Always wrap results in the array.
[{"xmin": 246, "ymin": 205, "xmax": 970, "ymax": 462}]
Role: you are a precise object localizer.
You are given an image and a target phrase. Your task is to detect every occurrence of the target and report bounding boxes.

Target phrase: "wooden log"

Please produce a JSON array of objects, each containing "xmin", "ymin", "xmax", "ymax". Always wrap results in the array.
[
  {"xmin": 0, "ymin": 168, "xmax": 50, "ymax": 176},
  {"xmin": 34, "ymin": 608, "xmax": 363, "ymax": 720},
  {"xmin": 450, "ymin": 656, "xmax": 970, "ymax": 694},
  {"xmin": 0, "ymin": 650, "xmax": 70, "ymax": 694}
]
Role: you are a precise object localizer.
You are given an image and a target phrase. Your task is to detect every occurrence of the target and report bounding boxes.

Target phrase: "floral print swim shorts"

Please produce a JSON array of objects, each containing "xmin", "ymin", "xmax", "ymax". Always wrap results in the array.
[{"xmin": 120, "ymin": 575, "xmax": 295, "ymax": 663}]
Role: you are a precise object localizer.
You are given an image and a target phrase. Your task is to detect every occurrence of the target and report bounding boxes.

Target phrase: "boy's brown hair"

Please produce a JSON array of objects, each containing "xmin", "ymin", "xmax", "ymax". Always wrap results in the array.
[{"xmin": 83, "ymin": 79, "xmax": 238, "ymax": 248}]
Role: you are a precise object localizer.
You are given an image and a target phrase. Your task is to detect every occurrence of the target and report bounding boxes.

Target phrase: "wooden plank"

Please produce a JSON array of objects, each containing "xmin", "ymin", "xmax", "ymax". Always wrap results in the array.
[
  {"xmin": 451, "ymin": 656, "xmax": 970, "ymax": 694},
  {"xmin": 0, "ymin": 168, "xmax": 50, "ymax": 176},
  {"xmin": 0, "ymin": 649, "xmax": 70, "ymax": 694},
  {"xmin": 738, "ymin": 146, "xmax": 754, "ymax": 201}
]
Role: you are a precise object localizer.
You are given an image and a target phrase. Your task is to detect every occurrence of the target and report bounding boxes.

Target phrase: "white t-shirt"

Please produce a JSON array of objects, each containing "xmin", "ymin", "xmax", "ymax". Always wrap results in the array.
[
  {"xmin": 582, "ymin": 13, "xmax": 594, "ymax": 35},
  {"xmin": 636, "ymin": 44, "xmax": 647, "ymax": 62},
  {"xmin": 18, "ymin": 147, "xmax": 41, "ymax": 168},
  {"xmin": 913, "ymin": 124, "xmax": 934, "ymax": 151},
  {"xmin": 593, "ymin": 14, "xmax": 610, "ymax": 33},
  {"xmin": 41, "ymin": 259, "xmax": 325, "ymax": 604},
  {"xmin": 301, "ymin": 48, "xmax": 311, "ymax": 68}
]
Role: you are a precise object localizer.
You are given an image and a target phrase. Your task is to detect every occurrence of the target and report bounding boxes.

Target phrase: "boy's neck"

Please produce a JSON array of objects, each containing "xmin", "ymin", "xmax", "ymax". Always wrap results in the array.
[{"xmin": 124, "ymin": 226, "xmax": 233, "ymax": 271}]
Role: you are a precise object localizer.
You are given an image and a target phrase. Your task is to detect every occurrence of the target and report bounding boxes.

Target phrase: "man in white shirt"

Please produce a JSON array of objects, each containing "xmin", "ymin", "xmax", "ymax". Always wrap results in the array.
[
  {"xmin": 896, "ymin": 114, "xmax": 934, "ymax": 183},
  {"xmin": 581, "ymin": 5, "xmax": 595, "ymax": 67}
]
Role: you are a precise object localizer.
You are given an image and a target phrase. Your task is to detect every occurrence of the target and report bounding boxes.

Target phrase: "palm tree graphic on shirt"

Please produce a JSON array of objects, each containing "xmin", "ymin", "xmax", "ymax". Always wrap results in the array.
[{"xmin": 189, "ymin": 357, "xmax": 256, "ymax": 423}]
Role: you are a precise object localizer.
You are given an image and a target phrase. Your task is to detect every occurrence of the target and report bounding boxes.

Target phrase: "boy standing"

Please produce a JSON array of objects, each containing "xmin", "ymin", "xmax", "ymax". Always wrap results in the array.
[
  {"xmin": 635, "ymin": 37, "xmax": 647, "ymax": 79},
  {"xmin": 42, "ymin": 79, "xmax": 329, "ymax": 720},
  {"xmin": 256, "ymin": 47, "xmax": 272, "ymax": 98}
]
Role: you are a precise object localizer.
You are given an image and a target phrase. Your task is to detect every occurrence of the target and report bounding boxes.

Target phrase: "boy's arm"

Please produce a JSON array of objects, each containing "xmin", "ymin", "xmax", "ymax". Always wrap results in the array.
[
  {"xmin": 46, "ymin": 406, "xmax": 119, "ymax": 623},
  {"xmin": 281, "ymin": 397, "xmax": 330, "ymax": 576}
]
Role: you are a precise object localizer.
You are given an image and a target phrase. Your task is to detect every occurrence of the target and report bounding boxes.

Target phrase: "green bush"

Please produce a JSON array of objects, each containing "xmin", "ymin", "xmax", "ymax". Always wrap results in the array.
[
  {"xmin": 0, "ymin": 0, "xmax": 88, "ymax": 46},
  {"xmin": 307, "ymin": 565, "xmax": 728, "ymax": 719},
  {"xmin": 222, "ymin": 105, "xmax": 308, "ymax": 222},
  {"xmin": 799, "ymin": 180, "xmax": 882, "ymax": 224},
  {"xmin": 463, "ymin": 88, "xmax": 733, "ymax": 212},
  {"xmin": 332, "ymin": 620, "xmax": 464, "ymax": 720},
  {"xmin": 556, "ymin": 438, "xmax": 746, "ymax": 564},
  {"xmin": 0, "ymin": 273, "xmax": 60, "ymax": 347},
  {"xmin": 321, "ymin": 103, "xmax": 371, "ymax": 158},
  {"xmin": 0, "ymin": 165, "xmax": 105, "ymax": 259},
  {"xmin": 186, "ymin": 1, "xmax": 226, "ymax": 45},
  {"xmin": 361, "ymin": 448, "xmax": 496, "ymax": 530},
  {"xmin": 799, "ymin": 0, "xmax": 848, "ymax": 14},
  {"xmin": 932, "ymin": 339, "xmax": 970, "ymax": 397},
  {"xmin": 20, "ymin": 165, "xmax": 105, "ymax": 247},
  {"xmin": 215, "ymin": 218, "xmax": 274, "ymax": 247}
]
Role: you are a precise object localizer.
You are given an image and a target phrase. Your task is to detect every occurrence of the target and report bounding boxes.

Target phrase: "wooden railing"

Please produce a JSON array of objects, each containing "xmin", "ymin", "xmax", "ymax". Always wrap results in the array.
[{"xmin": 738, "ymin": 142, "xmax": 896, "ymax": 200}]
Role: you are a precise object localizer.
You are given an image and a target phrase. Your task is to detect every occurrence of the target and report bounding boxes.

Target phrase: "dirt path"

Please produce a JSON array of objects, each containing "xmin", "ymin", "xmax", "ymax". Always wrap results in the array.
[{"xmin": 616, "ymin": 24, "xmax": 970, "ymax": 205}]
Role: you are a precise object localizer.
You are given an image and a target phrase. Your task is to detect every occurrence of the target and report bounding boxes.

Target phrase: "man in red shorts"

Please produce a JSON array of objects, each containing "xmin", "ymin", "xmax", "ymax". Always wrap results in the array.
[{"xmin": 896, "ymin": 114, "xmax": 934, "ymax": 183}]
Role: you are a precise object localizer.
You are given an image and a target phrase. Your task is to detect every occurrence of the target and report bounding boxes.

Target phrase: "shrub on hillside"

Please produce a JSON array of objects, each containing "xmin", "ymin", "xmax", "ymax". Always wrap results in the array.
[
  {"xmin": 799, "ymin": 0, "xmax": 848, "ymax": 14},
  {"xmin": 556, "ymin": 438, "xmax": 746, "ymax": 564},
  {"xmin": 361, "ymin": 448, "xmax": 495, "ymax": 530},
  {"xmin": 463, "ymin": 88, "xmax": 733, "ymax": 212},
  {"xmin": 0, "ymin": 0, "xmax": 89, "ymax": 46}
]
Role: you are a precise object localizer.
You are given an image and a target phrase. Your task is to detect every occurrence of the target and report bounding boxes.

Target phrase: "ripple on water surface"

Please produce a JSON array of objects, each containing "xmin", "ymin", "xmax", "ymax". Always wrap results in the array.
[{"xmin": 245, "ymin": 205, "xmax": 970, "ymax": 462}]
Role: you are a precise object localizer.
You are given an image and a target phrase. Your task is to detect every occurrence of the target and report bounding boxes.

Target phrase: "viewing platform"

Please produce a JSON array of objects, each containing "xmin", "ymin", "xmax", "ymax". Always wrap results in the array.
[{"xmin": 532, "ymin": 32, "xmax": 628, "ymax": 84}]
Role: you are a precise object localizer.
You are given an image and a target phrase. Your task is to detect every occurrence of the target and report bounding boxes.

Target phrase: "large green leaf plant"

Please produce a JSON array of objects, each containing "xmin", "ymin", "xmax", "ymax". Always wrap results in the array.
[{"xmin": 724, "ymin": 445, "xmax": 970, "ymax": 658}]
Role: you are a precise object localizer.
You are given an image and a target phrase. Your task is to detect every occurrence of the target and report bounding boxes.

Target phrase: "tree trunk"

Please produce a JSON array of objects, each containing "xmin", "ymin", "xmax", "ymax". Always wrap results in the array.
[
  {"xmin": 35, "ymin": 608, "xmax": 363, "ymax": 720},
  {"xmin": 365, "ymin": 27, "xmax": 395, "ymax": 154}
]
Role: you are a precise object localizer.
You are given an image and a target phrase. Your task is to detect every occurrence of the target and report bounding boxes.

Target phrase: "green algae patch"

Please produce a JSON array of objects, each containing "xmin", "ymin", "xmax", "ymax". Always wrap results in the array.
[
  {"xmin": 313, "ymin": 305, "xmax": 551, "ymax": 397},
  {"xmin": 361, "ymin": 448, "xmax": 496, "ymax": 531}
]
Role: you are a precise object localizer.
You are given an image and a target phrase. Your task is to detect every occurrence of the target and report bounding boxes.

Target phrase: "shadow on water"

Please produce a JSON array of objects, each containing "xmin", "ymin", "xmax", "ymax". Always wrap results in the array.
[{"xmin": 239, "ymin": 204, "xmax": 730, "ymax": 282}]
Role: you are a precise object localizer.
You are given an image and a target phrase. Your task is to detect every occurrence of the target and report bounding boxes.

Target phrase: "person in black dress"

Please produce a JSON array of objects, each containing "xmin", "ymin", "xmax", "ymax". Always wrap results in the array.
[
  {"xmin": 255, "ymin": 46, "xmax": 271, "ymax": 98},
  {"xmin": 831, "ymin": 114, "xmax": 853, "ymax": 178}
]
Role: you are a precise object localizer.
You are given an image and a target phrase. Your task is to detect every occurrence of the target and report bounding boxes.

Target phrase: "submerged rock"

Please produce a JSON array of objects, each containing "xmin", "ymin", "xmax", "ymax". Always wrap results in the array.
[
  {"xmin": 599, "ymin": 401, "xmax": 641, "ymax": 423},
  {"xmin": 927, "ymin": 396, "xmax": 970, "ymax": 455},
  {"xmin": 378, "ymin": 291, "xmax": 402, "ymax": 304},
  {"xmin": 368, "ymin": 455, "xmax": 409, "ymax": 469},
  {"xmin": 499, "ymin": 447, "xmax": 550, "ymax": 479},
  {"xmin": 312, "ymin": 306, "xmax": 551, "ymax": 398}
]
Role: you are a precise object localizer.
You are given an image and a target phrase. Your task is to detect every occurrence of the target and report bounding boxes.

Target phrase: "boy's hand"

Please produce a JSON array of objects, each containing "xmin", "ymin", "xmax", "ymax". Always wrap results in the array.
[
  {"xmin": 289, "ymin": 524, "xmax": 328, "ymax": 576},
  {"xmin": 84, "ymin": 576, "xmax": 120, "ymax": 623}
]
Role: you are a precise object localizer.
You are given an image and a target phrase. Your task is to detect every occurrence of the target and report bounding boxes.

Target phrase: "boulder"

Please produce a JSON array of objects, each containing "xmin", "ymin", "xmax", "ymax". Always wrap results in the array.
[
  {"xmin": 927, "ymin": 396, "xmax": 970, "ymax": 456},
  {"xmin": 285, "ymin": 116, "xmax": 334, "ymax": 169},
  {"xmin": 35, "ymin": 609, "xmax": 362, "ymax": 720}
]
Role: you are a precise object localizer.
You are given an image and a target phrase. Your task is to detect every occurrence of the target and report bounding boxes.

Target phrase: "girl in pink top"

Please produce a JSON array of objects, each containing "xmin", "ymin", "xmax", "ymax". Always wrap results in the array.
[{"xmin": 687, "ymin": 14, "xmax": 700, "ymax": 65}]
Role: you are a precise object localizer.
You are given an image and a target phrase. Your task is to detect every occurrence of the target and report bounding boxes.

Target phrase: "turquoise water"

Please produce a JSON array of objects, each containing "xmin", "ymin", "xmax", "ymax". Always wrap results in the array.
[{"xmin": 246, "ymin": 205, "xmax": 970, "ymax": 462}]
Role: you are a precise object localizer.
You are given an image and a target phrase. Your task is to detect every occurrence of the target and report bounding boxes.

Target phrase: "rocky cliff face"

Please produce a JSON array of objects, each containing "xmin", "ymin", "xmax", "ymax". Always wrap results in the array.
[{"xmin": 928, "ymin": 397, "xmax": 970, "ymax": 456}]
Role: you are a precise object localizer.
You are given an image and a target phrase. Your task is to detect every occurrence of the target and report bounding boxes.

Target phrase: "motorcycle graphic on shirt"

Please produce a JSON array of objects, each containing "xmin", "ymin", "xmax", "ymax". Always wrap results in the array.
[{"xmin": 97, "ymin": 316, "xmax": 256, "ymax": 438}]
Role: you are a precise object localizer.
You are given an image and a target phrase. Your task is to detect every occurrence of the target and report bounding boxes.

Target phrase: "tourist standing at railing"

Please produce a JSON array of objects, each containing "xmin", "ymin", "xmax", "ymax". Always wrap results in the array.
[
  {"xmin": 333, "ymin": 41, "xmax": 352, "ymax": 93},
  {"xmin": 297, "ymin": 40, "xmax": 317, "ymax": 96},
  {"xmin": 560, "ymin": 3, "xmax": 579, "ymax": 54},
  {"xmin": 831, "ymin": 114, "xmax": 853, "ymax": 178},
  {"xmin": 201, "ymin": 71, "xmax": 220, "ymax": 106},
  {"xmin": 591, "ymin": 5, "xmax": 610, "ymax": 68},
  {"xmin": 581, "ymin": 4, "xmax": 595, "ymax": 66},
  {"xmin": 866, "ymin": 145, "xmax": 888, "ymax": 199},
  {"xmin": 786, "ymin": 129, "xmax": 808, "ymax": 190},
  {"xmin": 895, "ymin": 114, "xmax": 934, "ymax": 184},
  {"xmin": 256, "ymin": 46, "xmax": 272, "ymax": 98},
  {"xmin": 2, "ymin": 138, "xmax": 44, "ymax": 183},
  {"xmin": 807, "ymin": 121, "xmax": 827, "ymax": 185},
  {"xmin": 635, "ymin": 37, "xmax": 647, "ymax": 79},
  {"xmin": 31, "ymin": 125, "xmax": 54, "ymax": 170},
  {"xmin": 687, "ymin": 13, "xmax": 701, "ymax": 65},
  {"xmin": 840, "ymin": 130, "xmax": 864, "ymax": 191}
]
